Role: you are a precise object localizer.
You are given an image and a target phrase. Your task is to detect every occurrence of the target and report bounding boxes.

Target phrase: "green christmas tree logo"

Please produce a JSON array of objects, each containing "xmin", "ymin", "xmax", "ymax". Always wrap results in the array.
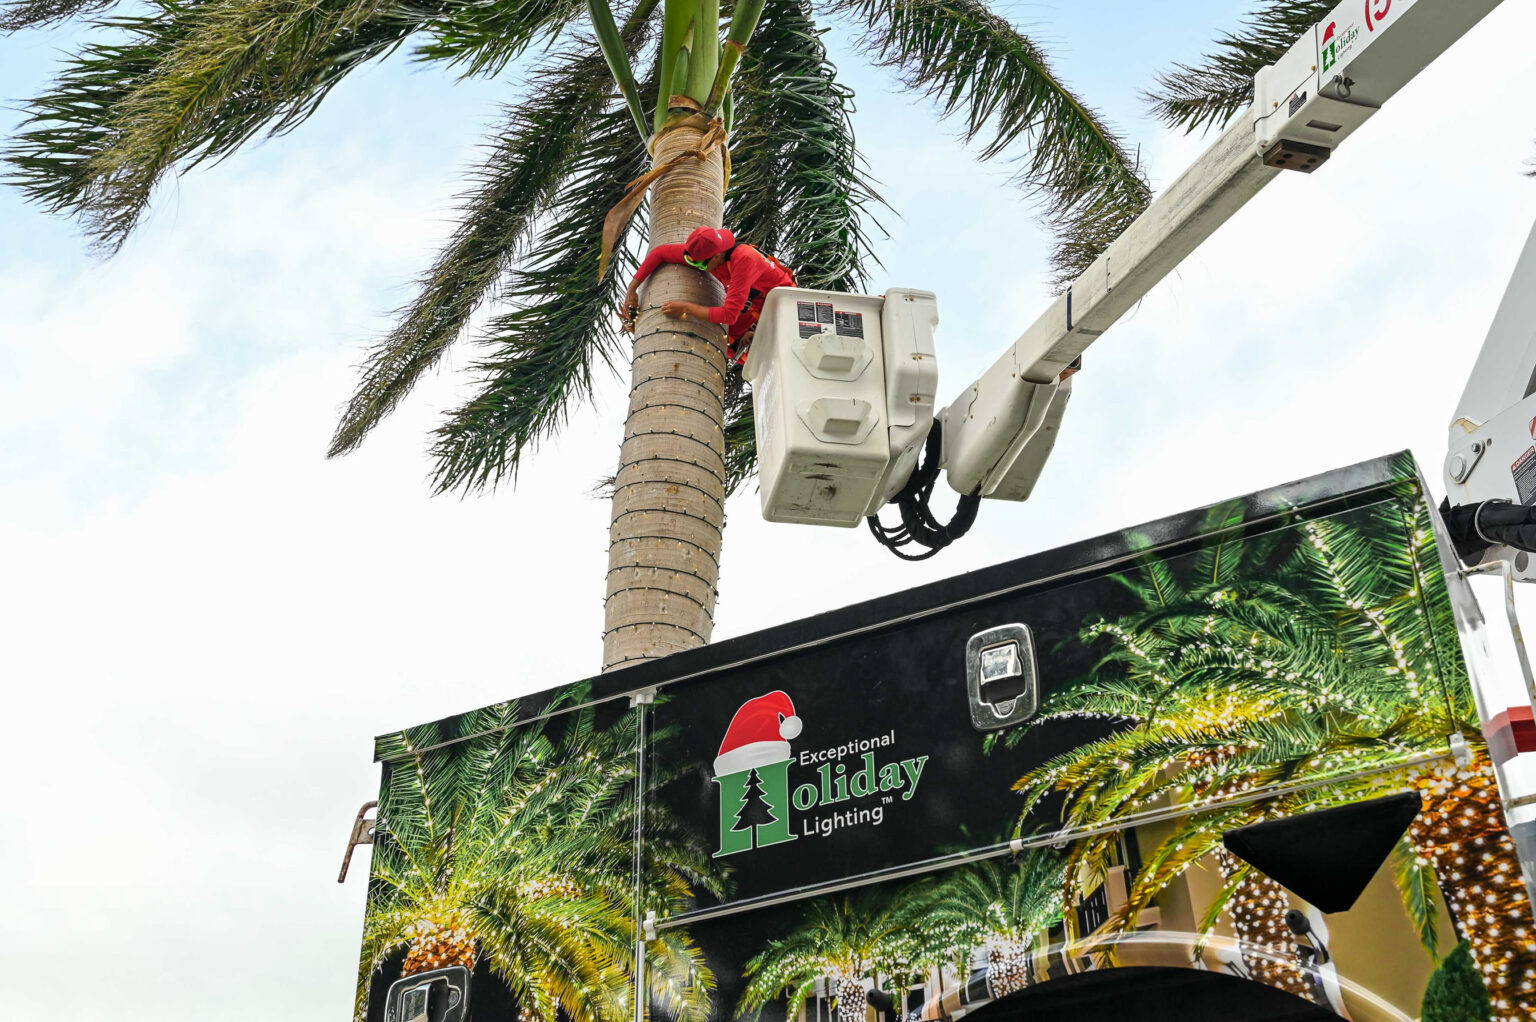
[{"xmin": 714, "ymin": 691, "xmax": 801, "ymax": 857}]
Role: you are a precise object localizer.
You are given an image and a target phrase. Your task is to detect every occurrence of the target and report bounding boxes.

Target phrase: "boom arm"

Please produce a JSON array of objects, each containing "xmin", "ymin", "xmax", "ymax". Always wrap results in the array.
[{"xmin": 938, "ymin": 0, "xmax": 1505, "ymax": 499}]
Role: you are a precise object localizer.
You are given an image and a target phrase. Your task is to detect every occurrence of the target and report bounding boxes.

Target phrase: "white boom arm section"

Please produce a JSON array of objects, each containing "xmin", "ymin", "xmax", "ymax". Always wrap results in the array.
[
  {"xmin": 1443, "ymin": 221, "xmax": 1536, "ymax": 578},
  {"xmin": 941, "ymin": 0, "xmax": 1505, "ymax": 499}
]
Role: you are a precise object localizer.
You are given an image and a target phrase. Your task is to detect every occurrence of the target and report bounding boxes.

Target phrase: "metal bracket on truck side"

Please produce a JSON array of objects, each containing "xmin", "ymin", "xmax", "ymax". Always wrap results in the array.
[{"xmin": 338, "ymin": 800, "xmax": 378, "ymax": 883}]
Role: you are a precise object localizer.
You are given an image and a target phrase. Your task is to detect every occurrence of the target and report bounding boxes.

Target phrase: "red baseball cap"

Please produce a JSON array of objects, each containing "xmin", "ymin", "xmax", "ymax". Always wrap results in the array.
[{"xmin": 683, "ymin": 226, "xmax": 735, "ymax": 262}]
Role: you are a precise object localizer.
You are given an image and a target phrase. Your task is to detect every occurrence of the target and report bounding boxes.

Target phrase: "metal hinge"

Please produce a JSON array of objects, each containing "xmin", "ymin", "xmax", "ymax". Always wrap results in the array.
[{"xmin": 337, "ymin": 800, "xmax": 378, "ymax": 883}]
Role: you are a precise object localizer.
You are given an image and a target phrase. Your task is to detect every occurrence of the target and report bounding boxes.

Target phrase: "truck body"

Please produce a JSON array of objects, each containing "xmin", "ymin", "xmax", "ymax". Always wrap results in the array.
[{"xmin": 352, "ymin": 452, "xmax": 1536, "ymax": 1022}]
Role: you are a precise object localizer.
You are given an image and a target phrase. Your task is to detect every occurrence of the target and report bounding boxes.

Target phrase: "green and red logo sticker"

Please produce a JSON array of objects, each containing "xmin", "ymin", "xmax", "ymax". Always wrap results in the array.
[
  {"xmin": 712, "ymin": 691, "xmax": 928, "ymax": 857},
  {"xmin": 1321, "ymin": 0, "xmax": 1400, "ymax": 75}
]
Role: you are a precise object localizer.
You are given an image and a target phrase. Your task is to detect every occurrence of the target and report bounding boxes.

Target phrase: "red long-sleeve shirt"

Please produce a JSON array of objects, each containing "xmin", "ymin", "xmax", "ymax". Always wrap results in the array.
[{"xmin": 630, "ymin": 243, "xmax": 795, "ymax": 326}]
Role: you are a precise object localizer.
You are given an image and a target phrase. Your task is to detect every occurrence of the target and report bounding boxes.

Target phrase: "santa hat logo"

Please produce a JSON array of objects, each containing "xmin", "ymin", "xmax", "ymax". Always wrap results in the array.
[{"xmin": 714, "ymin": 690, "xmax": 802, "ymax": 777}]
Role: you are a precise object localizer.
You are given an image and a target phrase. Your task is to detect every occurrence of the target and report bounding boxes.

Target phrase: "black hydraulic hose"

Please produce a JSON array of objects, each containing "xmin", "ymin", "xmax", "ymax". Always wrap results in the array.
[
  {"xmin": 867, "ymin": 420, "xmax": 980, "ymax": 560},
  {"xmin": 1440, "ymin": 497, "xmax": 1536, "ymax": 563}
]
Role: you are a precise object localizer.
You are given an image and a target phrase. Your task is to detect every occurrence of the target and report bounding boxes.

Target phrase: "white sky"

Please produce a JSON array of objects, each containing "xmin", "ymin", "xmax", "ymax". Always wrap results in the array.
[{"xmin": 3, "ymin": 2, "xmax": 1536, "ymax": 1019}]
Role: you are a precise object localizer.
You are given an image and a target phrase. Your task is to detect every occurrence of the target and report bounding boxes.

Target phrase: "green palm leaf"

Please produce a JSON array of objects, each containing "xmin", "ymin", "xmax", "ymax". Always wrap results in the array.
[
  {"xmin": 361, "ymin": 690, "xmax": 719, "ymax": 1022},
  {"xmin": 825, "ymin": 0, "xmax": 1150, "ymax": 287},
  {"xmin": 722, "ymin": 371, "xmax": 757, "ymax": 496},
  {"xmin": 1144, "ymin": 0, "xmax": 1335, "ymax": 134},
  {"xmin": 715, "ymin": 0, "xmax": 886, "ymax": 489},
  {"xmin": 327, "ymin": 26, "xmax": 652, "ymax": 458},
  {"xmin": 1012, "ymin": 497, "xmax": 1465, "ymax": 960},
  {"xmin": 1191, "ymin": 499, "xmax": 1250, "ymax": 588},
  {"xmin": 1391, "ymin": 833, "xmax": 1441, "ymax": 958},
  {"xmin": 0, "ymin": 0, "xmax": 112, "ymax": 31},
  {"xmin": 428, "ymin": 90, "xmax": 652, "ymax": 493},
  {"xmin": 4, "ymin": 0, "xmax": 586, "ymax": 250},
  {"xmin": 8, "ymin": 0, "xmax": 415, "ymax": 248},
  {"xmin": 727, "ymin": 0, "xmax": 883, "ymax": 293}
]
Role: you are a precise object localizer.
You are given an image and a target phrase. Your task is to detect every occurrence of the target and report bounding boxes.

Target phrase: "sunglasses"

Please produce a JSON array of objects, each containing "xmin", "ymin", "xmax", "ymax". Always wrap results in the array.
[{"xmin": 683, "ymin": 253, "xmax": 711, "ymax": 270}]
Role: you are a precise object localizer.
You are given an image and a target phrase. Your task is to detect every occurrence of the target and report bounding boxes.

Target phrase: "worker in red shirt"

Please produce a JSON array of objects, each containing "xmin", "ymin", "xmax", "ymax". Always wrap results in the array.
[{"xmin": 623, "ymin": 226, "xmax": 796, "ymax": 364}]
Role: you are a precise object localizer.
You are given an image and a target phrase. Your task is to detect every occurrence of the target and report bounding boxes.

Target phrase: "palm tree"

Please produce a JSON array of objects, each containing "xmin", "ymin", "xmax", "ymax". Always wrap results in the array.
[
  {"xmin": 1005, "ymin": 487, "xmax": 1536, "ymax": 1016},
  {"xmin": 920, "ymin": 850, "xmax": 1068, "ymax": 998},
  {"xmin": 3, "ymin": 0, "xmax": 1151, "ymax": 670},
  {"xmin": 358, "ymin": 689, "xmax": 721, "ymax": 1022},
  {"xmin": 738, "ymin": 888, "xmax": 936, "ymax": 1022}
]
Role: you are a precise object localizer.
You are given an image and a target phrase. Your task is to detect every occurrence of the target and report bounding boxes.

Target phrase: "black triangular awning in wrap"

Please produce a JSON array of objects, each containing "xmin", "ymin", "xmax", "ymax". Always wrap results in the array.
[{"xmin": 1222, "ymin": 792, "xmax": 1423, "ymax": 913}]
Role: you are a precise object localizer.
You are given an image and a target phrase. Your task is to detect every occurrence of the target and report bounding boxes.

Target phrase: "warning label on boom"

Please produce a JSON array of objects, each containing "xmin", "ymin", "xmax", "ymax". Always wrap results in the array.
[
  {"xmin": 816, "ymin": 302, "xmax": 834, "ymax": 324},
  {"xmin": 797, "ymin": 301, "xmax": 817, "ymax": 323},
  {"xmin": 1515, "ymin": 447, "xmax": 1536, "ymax": 505},
  {"xmin": 834, "ymin": 310, "xmax": 864, "ymax": 339}
]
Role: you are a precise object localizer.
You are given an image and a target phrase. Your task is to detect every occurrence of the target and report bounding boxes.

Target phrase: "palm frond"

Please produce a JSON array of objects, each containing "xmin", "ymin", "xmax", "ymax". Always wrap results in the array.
[
  {"xmin": 428, "ymin": 89, "xmax": 651, "ymax": 493},
  {"xmin": 728, "ymin": 0, "xmax": 883, "ymax": 292},
  {"xmin": 1012, "ymin": 494, "xmax": 1471, "ymax": 967},
  {"xmin": 1144, "ymin": 0, "xmax": 1334, "ymax": 135},
  {"xmin": 0, "ymin": 0, "xmax": 113, "ymax": 31},
  {"xmin": 722, "ymin": 367, "xmax": 757, "ymax": 496},
  {"xmin": 328, "ymin": 31, "xmax": 649, "ymax": 458},
  {"xmin": 1125, "ymin": 532, "xmax": 1181, "ymax": 607},
  {"xmin": 9, "ymin": 0, "xmax": 410, "ymax": 248},
  {"xmin": 412, "ymin": 0, "xmax": 584, "ymax": 78},
  {"xmin": 5, "ymin": 0, "xmax": 584, "ymax": 251},
  {"xmin": 825, "ymin": 0, "xmax": 1149, "ymax": 288},
  {"xmin": 717, "ymin": 0, "xmax": 888, "ymax": 492},
  {"xmin": 1191, "ymin": 499, "xmax": 1248, "ymax": 588},
  {"xmin": 1392, "ymin": 834, "xmax": 1440, "ymax": 957},
  {"xmin": 361, "ymin": 692, "xmax": 721, "ymax": 1022},
  {"xmin": 1195, "ymin": 859, "xmax": 1254, "ymax": 938},
  {"xmin": 739, "ymin": 888, "xmax": 936, "ymax": 1018}
]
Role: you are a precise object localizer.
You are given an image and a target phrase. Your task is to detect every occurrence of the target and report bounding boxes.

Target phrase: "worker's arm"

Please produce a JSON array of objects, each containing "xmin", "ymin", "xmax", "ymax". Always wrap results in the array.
[
  {"xmin": 625, "ymin": 243, "xmax": 687, "ymax": 307},
  {"xmin": 659, "ymin": 250, "xmax": 765, "ymax": 325}
]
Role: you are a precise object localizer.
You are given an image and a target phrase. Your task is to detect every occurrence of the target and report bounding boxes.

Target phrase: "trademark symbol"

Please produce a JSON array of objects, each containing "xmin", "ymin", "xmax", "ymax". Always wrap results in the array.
[{"xmin": 882, "ymin": 796, "xmax": 893, "ymax": 805}]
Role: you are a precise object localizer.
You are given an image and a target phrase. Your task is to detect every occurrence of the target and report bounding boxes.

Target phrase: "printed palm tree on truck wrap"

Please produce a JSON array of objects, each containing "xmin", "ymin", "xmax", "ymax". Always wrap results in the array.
[
  {"xmin": 737, "ymin": 850, "xmax": 1064, "ymax": 1022},
  {"xmin": 3, "ymin": 0, "xmax": 1152, "ymax": 672},
  {"xmin": 358, "ymin": 687, "xmax": 723, "ymax": 1022},
  {"xmin": 738, "ymin": 889, "xmax": 944, "ymax": 1022},
  {"xmin": 920, "ymin": 849, "xmax": 1070, "ymax": 999},
  {"xmin": 1000, "ymin": 489, "xmax": 1535, "ymax": 1016}
]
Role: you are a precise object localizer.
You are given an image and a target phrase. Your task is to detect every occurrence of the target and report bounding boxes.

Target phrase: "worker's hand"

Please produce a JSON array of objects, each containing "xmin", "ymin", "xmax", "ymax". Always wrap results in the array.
[
  {"xmin": 621, "ymin": 288, "xmax": 640, "ymax": 332},
  {"xmin": 660, "ymin": 300, "xmax": 708, "ymax": 321}
]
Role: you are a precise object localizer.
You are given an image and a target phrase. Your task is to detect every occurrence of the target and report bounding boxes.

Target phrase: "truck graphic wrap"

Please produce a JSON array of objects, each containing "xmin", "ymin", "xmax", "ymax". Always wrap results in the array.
[{"xmin": 356, "ymin": 453, "xmax": 1536, "ymax": 1022}]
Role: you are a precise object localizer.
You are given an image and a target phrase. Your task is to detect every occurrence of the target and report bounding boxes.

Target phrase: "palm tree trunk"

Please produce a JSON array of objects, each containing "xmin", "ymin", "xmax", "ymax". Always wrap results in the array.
[
  {"xmin": 1214, "ymin": 851, "xmax": 1310, "ymax": 998},
  {"xmin": 1194, "ymin": 754, "xmax": 1310, "ymax": 999},
  {"xmin": 401, "ymin": 914, "xmax": 477, "ymax": 975},
  {"xmin": 834, "ymin": 975, "xmax": 867, "ymax": 1022},
  {"xmin": 604, "ymin": 122, "xmax": 728, "ymax": 671},
  {"xmin": 984, "ymin": 936, "xmax": 1032, "ymax": 998},
  {"xmin": 1409, "ymin": 754, "xmax": 1536, "ymax": 1021}
]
